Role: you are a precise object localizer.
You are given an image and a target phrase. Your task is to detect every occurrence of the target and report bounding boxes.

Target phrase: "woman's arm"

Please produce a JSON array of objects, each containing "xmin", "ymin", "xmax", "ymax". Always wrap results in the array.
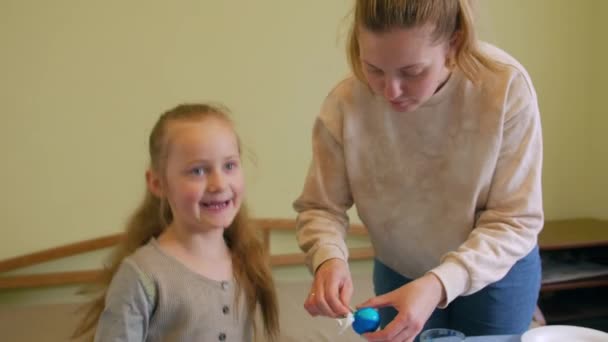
[
  {"xmin": 431, "ymin": 72, "xmax": 544, "ymax": 306},
  {"xmin": 293, "ymin": 91, "xmax": 356, "ymax": 317},
  {"xmin": 293, "ymin": 94, "xmax": 354, "ymax": 274}
]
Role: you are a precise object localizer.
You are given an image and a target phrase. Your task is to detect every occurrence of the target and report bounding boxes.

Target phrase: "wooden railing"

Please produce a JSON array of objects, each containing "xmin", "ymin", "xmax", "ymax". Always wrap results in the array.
[{"xmin": 0, "ymin": 219, "xmax": 372, "ymax": 290}]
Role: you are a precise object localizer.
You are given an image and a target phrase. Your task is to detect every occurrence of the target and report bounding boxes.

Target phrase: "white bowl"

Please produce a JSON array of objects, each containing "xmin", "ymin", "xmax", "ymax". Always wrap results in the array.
[{"xmin": 522, "ymin": 325, "xmax": 608, "ymax": 342}]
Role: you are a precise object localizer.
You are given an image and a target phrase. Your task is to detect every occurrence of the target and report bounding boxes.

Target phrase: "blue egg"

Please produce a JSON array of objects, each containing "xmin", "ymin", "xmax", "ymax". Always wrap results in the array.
[{"xmin": 352, "ymin": 307, "xmax": 380, "ymax": 334}]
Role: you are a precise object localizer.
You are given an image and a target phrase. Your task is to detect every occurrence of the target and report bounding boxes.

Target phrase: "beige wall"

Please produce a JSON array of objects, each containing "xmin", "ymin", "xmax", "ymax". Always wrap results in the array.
[
  {"xmin": 1, "ymin": 1, "xmax": 606, "ymax": 304},
  {"xmin": 589, "ymin": 1, "xmax": 608, "ymax": 217},
  {"xmin": 479, "ymin": 0, "xmax": 598, "ymax": 218},
  {"xmin": 0, "ymin": 0, "xmax": 352, "ymax": 261}
]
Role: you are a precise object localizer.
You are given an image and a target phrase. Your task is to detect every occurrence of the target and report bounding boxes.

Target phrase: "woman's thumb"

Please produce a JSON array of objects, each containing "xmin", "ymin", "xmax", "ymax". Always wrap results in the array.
[{"xmin": 357, "ymin": 293, "xmax": 392, "ymax": 309}]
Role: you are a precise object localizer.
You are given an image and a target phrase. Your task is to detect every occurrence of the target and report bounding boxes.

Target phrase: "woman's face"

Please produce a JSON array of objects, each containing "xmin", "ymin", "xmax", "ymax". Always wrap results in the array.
[{"xmin": 358, "ymin": 24, "xmax": 454, "ymax": 112}]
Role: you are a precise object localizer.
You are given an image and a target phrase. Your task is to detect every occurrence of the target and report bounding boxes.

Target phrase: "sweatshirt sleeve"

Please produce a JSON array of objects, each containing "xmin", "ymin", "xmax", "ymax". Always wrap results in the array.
[
  {"xmin": 430, "ymin": 72, "xmax": 544, "ymax": 307},
  {"xmin": 293, "ymin": 93, "xmax": 355, "ymax": 274},
  {"xmin": 94, "ymin": 259, "xmax": 156, "ymax": 342}
]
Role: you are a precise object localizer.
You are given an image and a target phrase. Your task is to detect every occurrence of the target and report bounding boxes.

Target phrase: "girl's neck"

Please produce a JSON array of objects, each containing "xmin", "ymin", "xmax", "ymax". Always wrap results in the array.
[
  {"xmin": 162, "ymin": 222, "xmax": 228, "ymax": 256},
  {"xmin": 157, "ymin": 222, "xmax": 233, "ymax": 281}
]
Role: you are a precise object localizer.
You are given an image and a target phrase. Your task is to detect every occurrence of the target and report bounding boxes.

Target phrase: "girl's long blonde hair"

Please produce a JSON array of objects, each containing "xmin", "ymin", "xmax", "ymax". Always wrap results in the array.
[
  {"xmin": 73, "ymin": 103, "xmax": 279, "ymax": 341},
  {"xmin": 347, "ymin": 0, "xmax": 502, "ymax": 85}
]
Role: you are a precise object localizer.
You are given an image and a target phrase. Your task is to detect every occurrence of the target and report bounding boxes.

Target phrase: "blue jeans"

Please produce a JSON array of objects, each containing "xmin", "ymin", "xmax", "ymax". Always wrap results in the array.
[{"xmin": 373, "ymin": 246, "xmax": 541, "ymax": 339}]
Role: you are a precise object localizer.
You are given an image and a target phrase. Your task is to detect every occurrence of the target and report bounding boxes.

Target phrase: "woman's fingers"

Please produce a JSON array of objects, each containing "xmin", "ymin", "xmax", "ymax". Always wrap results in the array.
[
  {"xmin": 303, "ymin": 290, "xmax": 321, "ymax": 316},
  {"xmin": 339, "ymin": 277, "xmax": 354, "ymax": 312},
  {"xmin": 303, "ymin": 272, "xmax": 338, "ymax": 317},
  {"xmin": 325, "ymin": 277, "xmax": 352, "ymax": 317},
  {"xmin": 357, "ymin": 292, "xmax": 392, "ymax": 310},
  {"xmin": 364, "ymin": 313, "xmax": 420, "ymax": 342},
  {"xmin": 304, "ymin": 258, "xmax": 354, "ymax": 318},
  {"xmin": 315, "ymin": 287, "xmax": 337, "ymax": 317},
  {"xmin": 391, "ymin": 327, "xmax": 415, "ymax": 342},
  {"xmin": 364, "ymin": 315, "xmax": 405, "ymax": 341}
]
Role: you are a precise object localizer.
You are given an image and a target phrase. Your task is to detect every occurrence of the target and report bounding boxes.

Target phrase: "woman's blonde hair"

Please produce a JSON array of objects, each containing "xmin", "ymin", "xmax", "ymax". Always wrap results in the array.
[
  {"xmin": 347, "ymin": 0, "xmax": 501, "ymax": 84},
  {"xmin": 73, "ymin": 103, "xmax": 279, "ymax": 341}
]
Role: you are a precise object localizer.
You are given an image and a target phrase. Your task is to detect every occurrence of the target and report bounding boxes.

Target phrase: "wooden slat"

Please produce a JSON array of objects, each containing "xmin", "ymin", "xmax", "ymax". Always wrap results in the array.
[
  {"xmin": 0, "ymin": 234, "xmax": 122, "ymax": 273},
  {"xmin": 4, "ymin": 218, "xmax": 608, "ymax": 291},
  {"xmin": 270, "ymin": 252, "xmax": 306, "ymax": 267},
  {"xmin": 349, "ymin": 247, "xmax": 375, "ymax": 260},
  {"xmin": 256, "ymin": 218, "xmax": 298, "ymax": 230},
  {"xmin": 348, "ymin": 224, "xmax": 369, "ymax": 236},
  {"xmin": 0, "ymin": 247, "xmax": 375, "ymax": 289},
  {"xmin": 0, "ymin": 219, "xmax": 368, "ymax": 274},
  {"xmin": 256, "ymin": 219, "xmax": 368, "ymax": 236},
  {"xmin": 263, "ymin": 229, "xmax": 271, "ymax": 251},
  {"xmin": 0, "ymin": 270, "xmax": 102, "ymax": 289},
  {"xmin": 269, "ymin": 247, "xmax": 374, "ymax": 267},
  {"xmin": 0, "ymin": 218, "xmax": 372, "ymax": 289}
]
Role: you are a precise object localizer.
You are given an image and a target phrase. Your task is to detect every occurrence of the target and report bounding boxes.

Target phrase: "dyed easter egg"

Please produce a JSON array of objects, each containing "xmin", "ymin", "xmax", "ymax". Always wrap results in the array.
[{"xmin": 352, "ymin": 307, "xmax": 380, "ymax": 334}]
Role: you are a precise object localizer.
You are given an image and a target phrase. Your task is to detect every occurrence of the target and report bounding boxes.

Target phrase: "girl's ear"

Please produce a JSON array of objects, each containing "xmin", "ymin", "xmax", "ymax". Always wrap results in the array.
[{"xmin": 146, "ymin": 169, "xmax": 163, "ymax": 197}]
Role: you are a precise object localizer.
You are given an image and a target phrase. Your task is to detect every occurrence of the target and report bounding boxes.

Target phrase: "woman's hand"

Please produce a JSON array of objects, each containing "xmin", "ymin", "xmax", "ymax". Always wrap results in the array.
[
  {"xmin": 304, "ymin": 258, "xmax": 353, "ymax": 318},
  {"xmin": 359, "ymin": 273, "xmax": 446, "ymax": 342}
]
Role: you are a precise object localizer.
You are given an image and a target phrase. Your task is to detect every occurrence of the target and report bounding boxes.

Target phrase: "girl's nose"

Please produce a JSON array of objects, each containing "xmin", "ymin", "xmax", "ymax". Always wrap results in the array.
[{"xmin": 207, "ymin": 172, "xmax": 226, "ymax": 191}]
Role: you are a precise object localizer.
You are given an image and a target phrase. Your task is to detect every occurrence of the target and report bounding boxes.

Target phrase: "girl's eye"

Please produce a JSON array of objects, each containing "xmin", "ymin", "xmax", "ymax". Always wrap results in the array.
[
  {"xmin": 225, "ymin": 161, "xmax": 238, "ymax": 171},
  {"xmin": 190, "ymin": 167, "xmax": 205, "ymax": 176}
]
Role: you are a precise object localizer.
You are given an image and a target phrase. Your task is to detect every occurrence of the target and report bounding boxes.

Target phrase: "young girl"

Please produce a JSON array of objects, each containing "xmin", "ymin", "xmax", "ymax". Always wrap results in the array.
[
  {"xmin": 296, "ymin": 0, "xmax": 542, "ymax": 340},
  {"xmin": 74, "ymin": 103, "xmax": 279, "ymax": 341}
]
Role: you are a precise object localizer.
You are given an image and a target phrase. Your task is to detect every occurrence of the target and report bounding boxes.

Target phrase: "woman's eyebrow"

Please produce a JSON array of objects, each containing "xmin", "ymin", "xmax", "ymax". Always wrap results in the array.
[{"xmin": 362, "ymin": 60, "xmax": 424, "ymax": 70}]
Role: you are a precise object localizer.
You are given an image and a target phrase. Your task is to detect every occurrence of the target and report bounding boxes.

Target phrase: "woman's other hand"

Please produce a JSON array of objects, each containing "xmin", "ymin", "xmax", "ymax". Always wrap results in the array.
[
  {"xmin": 304, "ymin": 258, "xmax": 353, "ymax": 318},
  {"xmin": 359, "ymin": 273, "xmax": 446, "ymax": 342}
]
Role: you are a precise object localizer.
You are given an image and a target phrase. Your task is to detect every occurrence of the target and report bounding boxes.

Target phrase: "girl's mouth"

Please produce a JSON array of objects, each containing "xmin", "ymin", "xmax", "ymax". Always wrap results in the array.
[{"xmin": 199, "ymin": 199, "xmax": 233, "ymax": 213}]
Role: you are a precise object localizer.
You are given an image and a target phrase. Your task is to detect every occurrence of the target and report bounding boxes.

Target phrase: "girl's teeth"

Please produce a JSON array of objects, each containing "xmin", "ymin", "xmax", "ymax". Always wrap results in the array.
[{"xmin": 203, "ymin": 200, "xmax": 230, "ymax": 209}]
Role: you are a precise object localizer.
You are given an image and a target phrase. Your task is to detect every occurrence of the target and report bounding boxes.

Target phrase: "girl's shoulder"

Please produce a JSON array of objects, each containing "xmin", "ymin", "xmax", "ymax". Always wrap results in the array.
[
  {"xmin": 119, "ymin": 241, "xmax": 161, "ymax": 281},
  {"xmin": 124, "ymin": 239, "xmax": 168, "ymax": 276},
  {"xmin": 106, "ymin": 249, "xmax": 157, "ymax": 308},
  {"xmin": 128, "ymin": 239, "xmax": 160, "ymax": 261}
]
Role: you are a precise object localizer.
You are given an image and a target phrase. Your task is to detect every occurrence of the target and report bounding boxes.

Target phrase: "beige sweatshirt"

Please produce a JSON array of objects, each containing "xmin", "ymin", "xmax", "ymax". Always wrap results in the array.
[{"xmin": 293, "ymin": 43, "xmax": 543, "ymax": 306}]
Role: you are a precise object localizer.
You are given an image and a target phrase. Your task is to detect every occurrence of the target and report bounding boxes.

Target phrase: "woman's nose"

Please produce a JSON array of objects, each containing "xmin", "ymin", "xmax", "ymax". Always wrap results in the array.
[{"xmin": 384, "ymin": 77, "xmax": 402, "ymax": 101}]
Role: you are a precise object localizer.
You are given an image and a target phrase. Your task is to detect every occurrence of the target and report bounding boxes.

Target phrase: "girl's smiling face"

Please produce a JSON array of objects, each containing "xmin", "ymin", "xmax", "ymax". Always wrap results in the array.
[{"xmin": 158, "ymin": 117, "xmax": 244, "ymax": 232}]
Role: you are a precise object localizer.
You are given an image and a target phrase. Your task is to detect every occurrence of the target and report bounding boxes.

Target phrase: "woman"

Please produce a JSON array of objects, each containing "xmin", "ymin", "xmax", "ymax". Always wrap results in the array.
[{"xmin": 293, "ymin": 1, "xmax": 543, "ymax": 341}]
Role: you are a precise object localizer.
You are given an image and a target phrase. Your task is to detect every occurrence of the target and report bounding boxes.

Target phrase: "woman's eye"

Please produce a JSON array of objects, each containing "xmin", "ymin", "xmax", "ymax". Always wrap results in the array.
[
  {"xmin": 402, "ymin": 69, "xmax": 423, "ymax": 78},
  {"xmin": 369, "ymin": 68, "xmax": 383, "ymax": 75}
]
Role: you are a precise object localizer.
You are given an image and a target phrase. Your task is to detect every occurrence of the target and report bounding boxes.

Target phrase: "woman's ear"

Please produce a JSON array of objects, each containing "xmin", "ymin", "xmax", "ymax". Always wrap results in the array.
[
  {"xmin": 450, "ymin": 29, "xmax": 463, "ymax": 51},
  {"xmin": 146, "ymin": 169, "xmax": 163, "ymax": 197},
  {"xmin": 445, "ymin": 31, "xmax": 462, "ymax": 69}
]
